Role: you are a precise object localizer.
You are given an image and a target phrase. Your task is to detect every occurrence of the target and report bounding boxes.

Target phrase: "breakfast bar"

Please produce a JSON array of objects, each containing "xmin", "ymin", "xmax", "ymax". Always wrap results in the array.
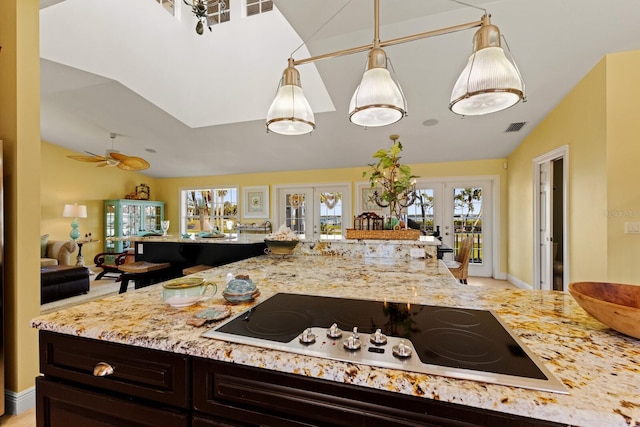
[{"xmin": 31, "ymin": 252, "xmax": 639, "ymax": 426}]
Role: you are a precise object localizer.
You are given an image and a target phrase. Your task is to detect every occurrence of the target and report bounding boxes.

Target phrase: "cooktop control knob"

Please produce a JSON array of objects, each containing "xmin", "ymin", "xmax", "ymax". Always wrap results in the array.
[
  {"xmin": 343, "ymin": 328, "xmax": 361, "ymax": 350},
  {"xmin": 326, "ymin": 323, "xmax": 343, "ymax": 338},
  {"xmin": 299, "ymin": 328, "xmax": 316, "ymax": 344},
  {"xmin": 392, "ymin": 340, "xmax": 412, "ymax": 358},
  {"xmin": 370, "ymin": 328, "xmax": 388, "ymax": 345}
]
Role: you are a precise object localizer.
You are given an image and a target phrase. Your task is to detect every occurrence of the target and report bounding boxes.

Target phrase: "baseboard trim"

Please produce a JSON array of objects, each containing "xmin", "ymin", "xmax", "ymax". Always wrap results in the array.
[
  {"xmin": 4, "ymin": 386, "xmax": 36, "ymax": 415},
  {"xmin": 508, "ymin": 274, "xmax": 533, "ymax": 290},
  {"xmin": 494, "ymin": 271, "xmax": 508, "ymax": 281}
]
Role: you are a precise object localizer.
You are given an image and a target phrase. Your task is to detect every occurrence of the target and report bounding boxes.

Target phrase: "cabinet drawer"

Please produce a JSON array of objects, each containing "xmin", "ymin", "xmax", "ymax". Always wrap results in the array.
[
  {"xmin": 37, "ymin": 377, "xmax": 188, "ymax": 427},
  {"xmin": 193, "ymin": 358, "xmax": 563, "ymax": 427},
  {"xmin": 39, "ymin": 330, "xmax": 190, "ymax": 408}
]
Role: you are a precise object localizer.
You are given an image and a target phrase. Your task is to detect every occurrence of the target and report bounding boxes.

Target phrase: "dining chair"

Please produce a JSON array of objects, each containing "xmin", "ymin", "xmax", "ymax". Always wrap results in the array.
[{"xmin": 444, "ymin": 236, "xmax": 474, "ymax": 284}]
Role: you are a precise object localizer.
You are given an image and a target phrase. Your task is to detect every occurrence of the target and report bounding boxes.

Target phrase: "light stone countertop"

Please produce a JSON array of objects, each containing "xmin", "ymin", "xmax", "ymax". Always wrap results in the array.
[{"xmin": 31, "ymin": 255, "xmax": 640, "ymax": 427}]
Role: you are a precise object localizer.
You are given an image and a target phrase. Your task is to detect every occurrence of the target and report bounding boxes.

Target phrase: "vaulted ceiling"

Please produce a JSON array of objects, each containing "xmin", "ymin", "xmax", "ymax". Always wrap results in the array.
[{"xmin": 40, "ymin": 0, "xmax": 640, "ymax": 178}]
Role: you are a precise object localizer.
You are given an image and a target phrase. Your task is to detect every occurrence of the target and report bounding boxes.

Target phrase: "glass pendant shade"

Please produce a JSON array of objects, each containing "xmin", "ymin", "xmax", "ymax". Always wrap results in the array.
[
  {"xmin": 266, "ymin": 61, "xmax": 315, "ymax": 136},
  {"xmin": 450, "ymin": 15, "xmax": 524, "ymax": 116},
  {"xmin": 349, "ymin": 47, "xmax": 406, "ymax": 128}
]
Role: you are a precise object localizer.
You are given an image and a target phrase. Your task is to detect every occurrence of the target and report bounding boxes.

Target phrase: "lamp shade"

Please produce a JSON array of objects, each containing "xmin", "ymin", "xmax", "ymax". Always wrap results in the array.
[
  {"xmin": 349, "ymin": 47, "xmax": 406, "ymax": 127},
  {"xmin": 63, "ymin": 204, "xmax": 87, "ymax": 218},
  {"xmin": 449, "ymin": 15, "xmax": 524, "ymax": 116},
  {"xmin": 266, "ymin": 60, "xmax": 315, "ymax": 136}
]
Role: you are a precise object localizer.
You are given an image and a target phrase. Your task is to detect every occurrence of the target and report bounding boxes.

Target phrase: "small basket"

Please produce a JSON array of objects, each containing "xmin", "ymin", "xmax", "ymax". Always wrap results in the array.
[{"xmin": 264, "ymin": 239, "xmax": 299, "ymax": 256}]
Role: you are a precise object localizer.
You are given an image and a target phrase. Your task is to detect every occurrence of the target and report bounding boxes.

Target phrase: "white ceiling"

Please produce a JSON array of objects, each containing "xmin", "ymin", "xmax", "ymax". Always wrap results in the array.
[{"xmin": 40, "ymin": 0, "xmax": 640, "ymax": 178}]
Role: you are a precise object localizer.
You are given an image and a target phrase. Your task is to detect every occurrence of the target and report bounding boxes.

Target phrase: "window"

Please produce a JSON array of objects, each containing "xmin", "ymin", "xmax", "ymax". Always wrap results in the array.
[
  {"xmin": 181, "ymin": 187, "xmax": 238, "ymax": 234},
  {"xmin": 207, "ymin": 0, "xmax": 230, "ymax": 26},
  {"xmin": 246, "ymin": 0, "xmax": 272, "ymax": 17},
  {"xmin": 156, "ymin": 0, "xmax": 175, "ymax": 16}
]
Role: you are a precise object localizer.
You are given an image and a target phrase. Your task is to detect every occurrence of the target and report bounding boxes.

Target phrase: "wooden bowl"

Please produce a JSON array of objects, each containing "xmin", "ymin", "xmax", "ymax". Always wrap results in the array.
[
  {"xmin": 264, "ymin": 239, "xmax": 299, "ymax": 256},
  {"xmin": 568, "ymin": 282, "xmax": 640, "ymax": 339}
]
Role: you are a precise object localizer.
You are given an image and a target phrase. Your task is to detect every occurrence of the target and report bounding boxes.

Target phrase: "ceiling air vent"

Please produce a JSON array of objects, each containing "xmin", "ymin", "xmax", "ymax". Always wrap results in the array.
[{"xmin": 505, "ymin": 122, "xmax": 526, "ymax": 132}]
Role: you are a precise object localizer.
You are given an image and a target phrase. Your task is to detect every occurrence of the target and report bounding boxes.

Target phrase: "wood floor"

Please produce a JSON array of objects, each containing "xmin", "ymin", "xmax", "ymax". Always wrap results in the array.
[
  {"xmin": 1, "ymin": 276, "xmax": 513, "ymax": 427},
  {"xmin": 0, "ymin": 408, "xmax": 34, "ymax": 427}
]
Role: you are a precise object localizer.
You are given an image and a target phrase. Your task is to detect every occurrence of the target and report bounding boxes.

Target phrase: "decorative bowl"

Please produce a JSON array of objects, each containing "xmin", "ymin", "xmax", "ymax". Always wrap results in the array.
[
  {"xmin": 222, "ymin": 276, "xmax": 259, "ymax": 303},
  {"xmin": 162, "ymin": 277, "xmax": 217, "ymax": 308},
  {"xmin": 568, "ymin": 281, "xmax": 640, "ymax": 339},
  {"xmin": 264, "ymin": 239, "xmax": 299, "ymax": 256}
]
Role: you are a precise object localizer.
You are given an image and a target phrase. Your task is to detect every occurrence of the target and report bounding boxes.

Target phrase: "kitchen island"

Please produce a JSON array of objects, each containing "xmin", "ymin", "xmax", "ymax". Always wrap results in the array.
[{"xmin": 31, "ymin": 254, "xmax": 639, "ymax": 426}]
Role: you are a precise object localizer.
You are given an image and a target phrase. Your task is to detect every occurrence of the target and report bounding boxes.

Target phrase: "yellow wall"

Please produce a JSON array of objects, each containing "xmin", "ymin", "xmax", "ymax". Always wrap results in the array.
[
  {"xmin": 605, "ymin": 51, "xmax": 640, "ymax": 283},
  {"xmin": 507, "ymin": 52, "xmax": 640, "ymax": 286},
  {"xmin": 0, "ymin": 0, "xmax": 42, "ymax": 395},
  {"xmin": 41, "ymin": 142, "xmax": 158, "ymax": 264},
  {"xmin": 155, "ymin": 158, "xmax": 509, "ymax": 274}
]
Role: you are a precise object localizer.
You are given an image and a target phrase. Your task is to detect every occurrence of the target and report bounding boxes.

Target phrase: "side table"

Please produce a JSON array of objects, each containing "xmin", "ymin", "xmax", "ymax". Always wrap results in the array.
[{"xmin": 76, "ymin": 239, "xmax": 100, "ymax": 267}]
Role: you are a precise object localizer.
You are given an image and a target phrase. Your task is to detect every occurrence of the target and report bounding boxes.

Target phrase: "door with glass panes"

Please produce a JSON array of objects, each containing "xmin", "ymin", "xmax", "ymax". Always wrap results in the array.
[
  {"xmin": 406, "ymin": 180, "xmax": 493, "ymax": 277},
  {"xmin": 274, "ymin": 184, "xmax": 350, "ymax": 240}
]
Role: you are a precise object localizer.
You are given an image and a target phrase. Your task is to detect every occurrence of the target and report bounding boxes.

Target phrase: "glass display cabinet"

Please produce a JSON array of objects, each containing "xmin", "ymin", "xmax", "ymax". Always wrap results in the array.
[{"xmin": 104, "ymin": 199, "xmax": 165, "ymax": 252}]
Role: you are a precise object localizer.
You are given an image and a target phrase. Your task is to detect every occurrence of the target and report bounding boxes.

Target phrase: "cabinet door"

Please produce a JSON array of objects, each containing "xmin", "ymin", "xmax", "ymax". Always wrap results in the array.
[
  {"xmin": 37, "ymin": 377, "xmax": 189, "ymax": 427},
  {"xmin": 104, "ymin": 200, "xmax": 118, "ymax": 252},
  {"xmin": 142, "ymin": 201, "xmax": 164, "ymax": 233}
]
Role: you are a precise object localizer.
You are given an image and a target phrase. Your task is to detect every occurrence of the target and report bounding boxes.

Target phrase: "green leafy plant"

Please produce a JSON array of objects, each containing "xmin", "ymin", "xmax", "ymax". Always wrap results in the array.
[{"xmin": 362, "ymin": 135, "xmax": 418, "ymax": 219}]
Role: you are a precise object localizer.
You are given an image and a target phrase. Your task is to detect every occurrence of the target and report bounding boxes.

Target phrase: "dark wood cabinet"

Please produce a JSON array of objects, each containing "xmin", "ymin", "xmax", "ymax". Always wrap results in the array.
[
  {"xmin": 36, "ymin": 377, "xmax": 189, "ymax": 427},
  {"xmin": 37, "ymin": 331, "xmax": 563, "ymax": 427},
  {"xmin": 39, "ymin": 330, "xmax": 190, "ymax": 408},
  {"xmin": 192, "ymin": 358, "xmax": 563, "ymax": 427}
]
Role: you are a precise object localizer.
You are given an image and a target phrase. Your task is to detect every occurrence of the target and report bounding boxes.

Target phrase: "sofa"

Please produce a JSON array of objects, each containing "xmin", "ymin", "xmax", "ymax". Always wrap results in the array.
[
  {"xmin": 40, "ymin": 235, "xmax": 78, "ymax": 267},
  {"xmin": 41, "ymin": 265, "xmax": 90, "ymax": 304}
]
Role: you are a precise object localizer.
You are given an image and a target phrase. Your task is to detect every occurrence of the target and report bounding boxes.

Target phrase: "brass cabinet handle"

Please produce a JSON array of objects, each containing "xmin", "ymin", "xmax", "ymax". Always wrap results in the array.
[{"xmin": 93, "ymin": 361, "xmax": 114, "ymax": 377}]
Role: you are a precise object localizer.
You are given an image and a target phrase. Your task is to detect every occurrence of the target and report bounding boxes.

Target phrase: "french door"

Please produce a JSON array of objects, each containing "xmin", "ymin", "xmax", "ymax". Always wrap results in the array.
[
  {"xmin": 407, "ymin": 178, "xmax": 494, "ymax": 277},
  {"xmin": 274, "ymin": 184, "xmax": 351, "ymax": 240}
]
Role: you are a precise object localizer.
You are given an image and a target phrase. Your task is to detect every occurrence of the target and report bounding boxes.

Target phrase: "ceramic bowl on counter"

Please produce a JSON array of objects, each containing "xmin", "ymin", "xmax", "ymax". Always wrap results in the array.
[
  {"xmin": 162, "ymin": 277, "xmax": 217, "ymax": 308},
  {"xmin": 222, "ymin": 275, "xmax": 259, "ymax": 303},
  {"xmin": 569, "ymin": 281, "xmax": 640, "ymax": 339},
  {"xmin": 264, "ymin": 239, "xmax": 299, "ymax": 256}
]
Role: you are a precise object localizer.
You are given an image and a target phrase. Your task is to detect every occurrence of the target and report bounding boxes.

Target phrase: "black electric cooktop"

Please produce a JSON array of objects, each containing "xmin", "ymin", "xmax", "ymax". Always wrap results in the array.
[{"xmin": 203, "ymin": 293, "xmax": 566, "ymax": 394}]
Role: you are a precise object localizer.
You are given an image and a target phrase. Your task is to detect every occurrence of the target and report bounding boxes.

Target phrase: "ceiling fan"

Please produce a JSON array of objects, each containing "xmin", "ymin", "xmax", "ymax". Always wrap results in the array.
[{"xmin": 67, "ymin": 133, "xmax": 150, "ymax": 171}]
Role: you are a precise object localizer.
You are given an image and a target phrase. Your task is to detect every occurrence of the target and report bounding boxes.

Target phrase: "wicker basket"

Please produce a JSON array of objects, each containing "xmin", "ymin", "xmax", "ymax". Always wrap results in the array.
[{"xmin": 345, "ymin": 229, "xmax": 420, "ymax": 240}]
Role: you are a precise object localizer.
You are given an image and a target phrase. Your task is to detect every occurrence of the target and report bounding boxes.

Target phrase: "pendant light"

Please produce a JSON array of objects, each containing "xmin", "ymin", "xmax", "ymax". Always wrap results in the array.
[
  {"xmin": 449, "ymin": 15, "xmax": 524, "ymax": 116},
  {"xmin": 348, "ymin": 45, "xmax": 407, "ymax": 127},
  {"xmin": 266, "ymin": 58, "xmax": 316, "ymax": 135},
  {"xmin": 265, "ymin": 1, "xmax": 525, "ymax": 134}
]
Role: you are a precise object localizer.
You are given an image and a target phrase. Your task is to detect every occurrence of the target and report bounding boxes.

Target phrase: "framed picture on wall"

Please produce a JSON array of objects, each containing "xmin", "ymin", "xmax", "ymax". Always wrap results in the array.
[
  {"xmin": 242, "ymin": 186, "xmax": 270, "ymax": 218},
  {"xmin": 355, "ymin": 182, "xmax": 385, "ymax": 216}
]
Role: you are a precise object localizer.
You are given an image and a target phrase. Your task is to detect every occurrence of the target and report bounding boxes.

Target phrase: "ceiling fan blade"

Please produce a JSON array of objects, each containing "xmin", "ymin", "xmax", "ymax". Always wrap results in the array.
[
  {"xmin": 68, "ymin": 155, "xmax": 109, "ymax": 163},
  {"xmin": 111, "ymin": 152, "xmax": 150, "ymax": 171},
  {"xmin": 117, "ymin": 157, "xmax": 150, "ymax": 171}
]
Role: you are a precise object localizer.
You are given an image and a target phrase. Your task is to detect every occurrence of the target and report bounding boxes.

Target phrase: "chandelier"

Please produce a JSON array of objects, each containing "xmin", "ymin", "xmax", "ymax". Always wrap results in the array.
[
  {"xmin": 184, "ymin": 0, "xmax": 227, "ymax": 35},
  {"xmin": 266, "ymin": 0, "xmax": 525, "ymax": 135}
]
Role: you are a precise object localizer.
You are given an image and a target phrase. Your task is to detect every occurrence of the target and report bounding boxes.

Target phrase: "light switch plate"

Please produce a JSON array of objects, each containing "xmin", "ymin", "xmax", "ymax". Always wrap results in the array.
[{"xmin": 624, "ymin": 222, "xmax": 640, "ymax": 233}]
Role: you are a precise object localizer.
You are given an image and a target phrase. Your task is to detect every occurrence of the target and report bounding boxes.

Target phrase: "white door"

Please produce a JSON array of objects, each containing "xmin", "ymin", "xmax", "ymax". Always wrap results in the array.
[
  {"xmin": 275, "ymin": 184, "xmax": 351, "ymax": 240},
  {"xmin": 538, "ymin": 162, "xmax": 553, "ymax": 290},
  {"xmin": 444, "ymin": 182, "xmax": 493, "ymax": 277},
  {"xmin": 409, "ymin": 179, "xmax": 494, "ymax": 277},
  {"xmin": 534, "ymin": 146, "xmax": 568, "ymax": 292}
]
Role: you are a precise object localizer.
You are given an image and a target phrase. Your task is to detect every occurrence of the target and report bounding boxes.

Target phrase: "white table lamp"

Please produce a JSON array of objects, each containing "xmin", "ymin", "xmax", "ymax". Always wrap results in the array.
[{"xmin": 63, "ymin": 203, "xmax": 87, "ymax": 241}]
